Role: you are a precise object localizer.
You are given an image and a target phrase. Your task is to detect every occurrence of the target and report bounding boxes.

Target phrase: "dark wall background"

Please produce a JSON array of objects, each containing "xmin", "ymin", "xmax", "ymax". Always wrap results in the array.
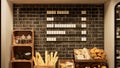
[{"xmin": 13, "ymin": 4, "xmax": 104, "ymax": 59}]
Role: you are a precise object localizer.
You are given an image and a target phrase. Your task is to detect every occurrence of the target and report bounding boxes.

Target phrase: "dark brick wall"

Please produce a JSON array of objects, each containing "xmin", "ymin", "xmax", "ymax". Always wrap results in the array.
[{"xmin": 13, "ymin": 4, "xmax": 104, "ymax": 59}]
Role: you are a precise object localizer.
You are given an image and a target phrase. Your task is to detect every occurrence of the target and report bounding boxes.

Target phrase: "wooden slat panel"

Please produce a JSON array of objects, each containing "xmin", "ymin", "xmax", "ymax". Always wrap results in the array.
[{"xmin": 8, "ymin": 0, "xmax": 107, "ymax": 4}]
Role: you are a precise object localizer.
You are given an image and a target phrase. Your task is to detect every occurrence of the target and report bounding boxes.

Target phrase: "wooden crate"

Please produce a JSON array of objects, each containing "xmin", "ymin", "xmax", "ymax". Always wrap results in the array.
[
  {"xmin": 34, "ymin": 65, "xmax": 55, "ymax": 68},
  {"xmin": 11, "ymin": 46, "xmax": 32, "ymax": 60},
  {"xmin": 58, "ymin": 59, "xmax": 74, "ymax": 68},
  {"xmin": 12, "ymin": 30, "xmax": 34, "ymax": 45},
  {"xmin": 11, "ymin": 62, "xmax": 33, "ymax": 68}
]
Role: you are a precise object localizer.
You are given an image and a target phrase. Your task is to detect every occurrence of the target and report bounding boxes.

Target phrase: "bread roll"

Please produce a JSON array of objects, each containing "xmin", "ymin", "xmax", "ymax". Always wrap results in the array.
[{"xmin": 90, "ymin": 47, "xmax": 106, "ymax": 60}]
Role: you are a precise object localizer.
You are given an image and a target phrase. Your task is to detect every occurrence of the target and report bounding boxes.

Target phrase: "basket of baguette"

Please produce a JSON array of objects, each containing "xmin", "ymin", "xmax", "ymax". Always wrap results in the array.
[
  {"xmin": 74, "ymin": 47, "xmax": 106, "ymax": 60},
  {"xmin": 33, "ymin": 51, "xmax": 58, "ymax": 68}
]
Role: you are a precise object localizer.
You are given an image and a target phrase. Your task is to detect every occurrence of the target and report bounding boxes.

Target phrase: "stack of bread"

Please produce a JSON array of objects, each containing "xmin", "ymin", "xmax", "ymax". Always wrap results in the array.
[
  {"xmin": 89, "ymin": 47, "xmax": 106, "ymax": 59},
  {"xmin": 33, "ymin": 51, "xmax": 58, "ymax": 66},
  {"xmin": 74, "ymin": 48, "xmax": 91, "ymax": 60}
]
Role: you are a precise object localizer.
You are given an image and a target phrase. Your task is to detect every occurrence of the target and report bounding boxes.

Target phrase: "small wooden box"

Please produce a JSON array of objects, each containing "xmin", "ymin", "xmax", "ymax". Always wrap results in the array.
[
  {"xmin": 58, "ymin": 59, "xmax": 74, "ymax": 68},
  {"xmin": 11, "ymin": 62, "xmax": 33, "ymax": 68},
  {"xmin": 12, "ymin": 30, "xmax": 34, "ymax": 45},
  {"xmin": 12, "ymin": 46, "xmax": 32, "ymax": 60},
  {"xmin": 34, "ymin": 65, "xmax": 55, "ymax": 68}
]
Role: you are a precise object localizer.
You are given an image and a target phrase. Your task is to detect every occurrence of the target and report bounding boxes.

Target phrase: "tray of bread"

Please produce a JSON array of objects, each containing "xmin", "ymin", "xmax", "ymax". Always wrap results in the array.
[
  {"xmin": 74, "ymin": 48, "xmax": 92, "ymax": 61},
  {"xmin": 74, "ymin": 47, "xmax": 106, "ymax": 61}
]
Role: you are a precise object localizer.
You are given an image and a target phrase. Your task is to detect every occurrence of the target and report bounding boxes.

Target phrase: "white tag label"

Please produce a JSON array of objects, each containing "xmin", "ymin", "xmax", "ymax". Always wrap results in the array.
[
  {"xmin": 81, "ymin": 30, "xmax": 87, "ymax": 35},
  {"xmin": 81, "ymin": 24, "xmax": 87, "ymax": 28},
  {"xmin": 81, "ymin": 37, "xmax": 87, "ymax": 41},
  {"xmin": 81, "ymin": 10, "xmax": 87, "ymax": 14}
]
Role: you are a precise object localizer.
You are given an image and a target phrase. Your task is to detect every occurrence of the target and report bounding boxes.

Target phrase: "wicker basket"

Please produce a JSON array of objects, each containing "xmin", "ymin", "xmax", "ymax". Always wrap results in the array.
[{"xmin": 34, "ymin": 65, "xmax": 55, "ymax": 68}]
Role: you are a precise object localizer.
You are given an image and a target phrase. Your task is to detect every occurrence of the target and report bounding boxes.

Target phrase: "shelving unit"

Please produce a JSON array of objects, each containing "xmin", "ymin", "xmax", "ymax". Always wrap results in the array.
[
  {"xmin": 11, "ymin": 30, "xmax": 34, "ymax": 68},
  {"xmin": 115, "ymin": 3, "xmax": 120, "ymax": 68},
  {"xmin": 115, "ymin": 2, "xmax": 120, "ymax": 68}
]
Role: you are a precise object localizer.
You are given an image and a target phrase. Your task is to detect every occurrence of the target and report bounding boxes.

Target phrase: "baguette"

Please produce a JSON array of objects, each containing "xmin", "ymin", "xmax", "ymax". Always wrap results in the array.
[
  {"xmin": 36, "ymin": 52, "xmax": 45, "ymax": 65},
  {"xmin": 47, "ymin": 54, "xmax": 50, "ymax": 65},
  {"xmin": 33, "ymin": 56, "xmax": 37, "ymax": 65},
  {"xmin": 50, "ymin": 52, "xmax": 53, "ymax": 61},
  {"xmin": 45, "ymin": 51, "xmax": 48, "ymax": 65},
  {"xmin": 53, "ymin": 56, "xmax": 58, "ymax": 65},
  {"xmin": 53, "ymin": 51, "xmax": 58, "ymax": 59},
  {"xmin": 49, "ymin": 52, "xmax": 53, "ymax": 64}
]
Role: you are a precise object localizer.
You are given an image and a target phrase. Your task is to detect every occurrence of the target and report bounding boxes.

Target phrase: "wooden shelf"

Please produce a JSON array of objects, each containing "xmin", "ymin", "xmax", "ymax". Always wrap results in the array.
[
  {"xmin": 13, "ymin": 43, "xmax": 33, "ymax": 45},
  {"xmin": 12, "ymin": 44, "xmax": 32, "ymax": 47},
  {"xmin": 75, "ymin": 59, "xmax": 107, "ymax": 63},
  {"xmin": 11, "ymin": 59, "xmax": 33, "ymax": 63},
  {"xmin": 11, "ymin": 30, "xmax": 34, "ymax": 68}
]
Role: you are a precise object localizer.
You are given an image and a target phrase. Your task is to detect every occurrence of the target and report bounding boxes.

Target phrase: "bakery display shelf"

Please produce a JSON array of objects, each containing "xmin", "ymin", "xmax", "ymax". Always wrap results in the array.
[{"xmin": 11, "ymin": 30, "xmax": 34, "ymax": 68}]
